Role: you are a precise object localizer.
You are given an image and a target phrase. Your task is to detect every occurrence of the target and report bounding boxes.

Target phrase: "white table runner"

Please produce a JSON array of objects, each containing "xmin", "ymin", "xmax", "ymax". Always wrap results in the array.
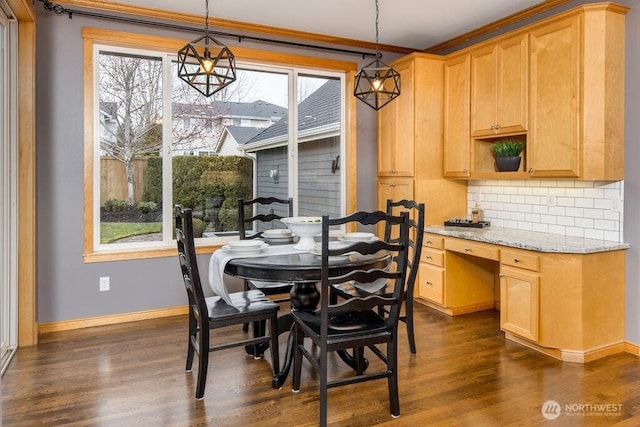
[{"xmin": 208, "ymin": 244, "xmax": 302, "ymax": 307}]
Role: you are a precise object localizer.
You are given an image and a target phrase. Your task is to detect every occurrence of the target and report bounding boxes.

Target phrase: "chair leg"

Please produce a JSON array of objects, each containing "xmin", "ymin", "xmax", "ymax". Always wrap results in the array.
[
  {"xmin": 355, "ymin": 347, "xmax": 365, "ymax": 376},
  {"xmin": 195, "ymin": 328, "xmax": 210, "ymax": 400},
  {"xmin": 405, "ymin": 297, "xmax": 416, "ymax": 354},
  {"xmin": 292, "ymin": 325, "xmax": 303, "ymax": 392},
  {"xmin": 387, "ymin": 338, "xmax": 400, "ymax": 417},
  {"xmin": 251, "ymin": 320, "xmax": 266, "ymax": 359},
  {"xmin": 186, "ymin": 312, "xmax": 197, "ymax": 371},
  {"xmin": 319, "ymin": 344, "xmax": 329, "ymax": 427},
  {"xmin": 269, "ymin": 313, "xmax": 280, "ymax": 387}
]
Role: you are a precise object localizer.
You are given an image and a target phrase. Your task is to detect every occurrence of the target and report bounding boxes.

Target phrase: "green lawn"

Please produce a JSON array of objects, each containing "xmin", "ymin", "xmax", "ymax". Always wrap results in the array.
[{"xmin": 100, "ymin": 222, "xmax": 162, "ymax": 244}]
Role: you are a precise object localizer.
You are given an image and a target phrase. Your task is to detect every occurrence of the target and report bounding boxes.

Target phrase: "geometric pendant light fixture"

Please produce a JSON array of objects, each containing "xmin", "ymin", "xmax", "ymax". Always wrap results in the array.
[
  {"xmin": 354, "ymin": 0, "xmax": 401, "ymax": 110},
  {"xmin": 177, "ymin": 0, "xmax": 236, "ymax": 97}
]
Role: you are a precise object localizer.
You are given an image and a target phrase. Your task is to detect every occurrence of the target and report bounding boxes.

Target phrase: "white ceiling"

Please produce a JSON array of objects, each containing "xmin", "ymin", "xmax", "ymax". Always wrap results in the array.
[{"xmin": 104, "ymin": 0, "xmax": 546, "ymax": 50}]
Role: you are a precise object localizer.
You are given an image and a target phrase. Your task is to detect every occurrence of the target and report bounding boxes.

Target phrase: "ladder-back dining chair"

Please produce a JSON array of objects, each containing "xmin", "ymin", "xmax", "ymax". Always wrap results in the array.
[
  {"xmin": 292, "ymin": 210, "xmax": 410, "ymax": 426},
  {"xmin": 175, "ymin": 205, "xmax": 280, "ymax": 399},
  {"xmin": 238, "ymin": 197, "xmax": 295, "ymax": 302},
  {"xmin": 331, "ymin": 199, "xmax": 424, "ymax": 353}
]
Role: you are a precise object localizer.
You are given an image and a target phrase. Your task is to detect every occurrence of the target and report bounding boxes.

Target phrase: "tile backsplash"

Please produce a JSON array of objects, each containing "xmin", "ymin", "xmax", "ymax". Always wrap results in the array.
[{"xmin": 467, "ymin": 180, "xmax": 624, "ymax": 242}]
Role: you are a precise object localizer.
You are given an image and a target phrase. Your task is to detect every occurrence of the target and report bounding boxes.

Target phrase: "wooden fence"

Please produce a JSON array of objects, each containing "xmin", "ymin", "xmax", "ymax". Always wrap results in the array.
[{"xmin": 100, "ymin": 157, "xmax": 148, "ymax": 205}]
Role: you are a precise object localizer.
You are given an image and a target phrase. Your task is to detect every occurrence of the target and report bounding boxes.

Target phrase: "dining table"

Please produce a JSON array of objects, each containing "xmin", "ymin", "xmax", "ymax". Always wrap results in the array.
[{"xmin": 209, "ymin": 241, "xmax": 390, "ymax": 388}]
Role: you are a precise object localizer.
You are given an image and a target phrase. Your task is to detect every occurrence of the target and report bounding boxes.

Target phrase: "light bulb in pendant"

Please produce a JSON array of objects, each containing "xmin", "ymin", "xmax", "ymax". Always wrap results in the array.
[{"xmin": 372, "ymin": 78, "xmax": 383, "ymax": 92}]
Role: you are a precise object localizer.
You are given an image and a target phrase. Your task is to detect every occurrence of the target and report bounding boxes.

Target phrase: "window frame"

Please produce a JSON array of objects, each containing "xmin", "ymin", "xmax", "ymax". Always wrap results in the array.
[{"xmin": 82, "ymin": 27, "xmax": 358, "ymax": 263}]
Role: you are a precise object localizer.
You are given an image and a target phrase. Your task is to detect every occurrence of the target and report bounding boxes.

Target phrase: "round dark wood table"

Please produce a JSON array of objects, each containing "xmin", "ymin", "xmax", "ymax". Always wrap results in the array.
[{"xmin": 225, "ymin": 250, "xmax": 389, "ymax": 388}]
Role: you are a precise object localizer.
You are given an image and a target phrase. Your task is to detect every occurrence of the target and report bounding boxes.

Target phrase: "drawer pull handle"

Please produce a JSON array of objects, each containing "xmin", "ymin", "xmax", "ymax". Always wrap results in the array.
[
  {"xmin": 426, "ymin": 240, "xmax": 432, "ymax": 245},
  {"xmin": 426, "ymin": 255, "xmax": 433, "ymax": 260},
  {"xmin": 464, "ymin": 247, "xmax": 471, "ymax": 252},
  {"xmin": 513, "ymin": 258, "xmax": 520, "ymax": 263},
  {"xmin": 426, "ymin": 281, "xmax": 433, "ymax": 286}
]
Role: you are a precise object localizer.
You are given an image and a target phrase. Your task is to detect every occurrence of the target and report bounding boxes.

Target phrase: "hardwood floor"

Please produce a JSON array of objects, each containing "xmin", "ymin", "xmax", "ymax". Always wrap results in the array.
[{"xmin": 3, "ymin": 304, "xmax": 640, "ymax": 426}]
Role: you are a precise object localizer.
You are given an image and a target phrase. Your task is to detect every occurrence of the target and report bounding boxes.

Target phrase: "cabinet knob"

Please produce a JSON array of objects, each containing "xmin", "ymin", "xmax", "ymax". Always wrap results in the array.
[
  {"xmin": 490, "ymin": 125, "xmax": 495, "ymax": 130},
  {"xmin": 426, "ymin": 240, "xmax": 432, "ymax": 245},
  {"xmin": 426, "ymin": 281, "xmax": 433, "ymax": 286},
  {"xmin": 464, "ymin": 247, "xmax": 471, "ymax": 252},
  {"xmin": 426, "ymin": 255, "xmax": 433, "ymax": 260},
  {"xmin": 463, "ymin": 169, "xmax": 468, "ymax": 174},
  {"xmin": 499, "ymin": 272, "xmax": 505, "ymax": 278},
  {"xmin": 514, "ymin": 258, "xmax": 520, "ymax": 263},
  {"xmin": 390, "ymin": 169, "xmax": 397, "ymax": 174},
  {"xmin": 389, "ymin": 183, "xmax": 396, "ymax": 188},
  {"xmin": 495, "ymin": 124, "xmax": 501, "ymax": 129},
  {"xmin": 528, "ymin": 168, "xmax": 534, "ymax": 173}
]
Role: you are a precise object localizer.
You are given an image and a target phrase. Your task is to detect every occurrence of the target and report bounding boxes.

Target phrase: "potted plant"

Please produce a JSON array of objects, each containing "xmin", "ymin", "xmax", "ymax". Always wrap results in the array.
[{"xmin": 491, "ymin": 140, "xmax": 525, "ymax": 172}]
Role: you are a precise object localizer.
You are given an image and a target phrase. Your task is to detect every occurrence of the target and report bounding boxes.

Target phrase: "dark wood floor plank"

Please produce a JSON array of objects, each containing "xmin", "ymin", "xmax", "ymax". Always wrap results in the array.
[{"xmin": 3, "ymin": 305, "xmax": 640, "ymax": 426}]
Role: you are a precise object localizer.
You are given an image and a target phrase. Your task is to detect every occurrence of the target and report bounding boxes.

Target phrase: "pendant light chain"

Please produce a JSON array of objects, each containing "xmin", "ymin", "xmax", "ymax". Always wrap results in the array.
[
  {"xmin": 353, "ymin": 0, "xmax": 401, "ymax": 110},
  {"xmin": 375, "ymin": 0, "xmax": 381, "ymax": 59}
]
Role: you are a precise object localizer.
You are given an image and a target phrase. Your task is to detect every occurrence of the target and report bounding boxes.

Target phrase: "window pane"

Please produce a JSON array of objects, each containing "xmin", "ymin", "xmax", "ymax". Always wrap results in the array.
[
  {"xmin": 98, "ymin": 51, "xmax": 163, "ymax": 245},
  {"xmin": 171, "ymin": 67, "xmax": 285, "ymax": 237},
  {"xmin": 297, "ymin": 75, "xmax": 341, "ymax": 217}
]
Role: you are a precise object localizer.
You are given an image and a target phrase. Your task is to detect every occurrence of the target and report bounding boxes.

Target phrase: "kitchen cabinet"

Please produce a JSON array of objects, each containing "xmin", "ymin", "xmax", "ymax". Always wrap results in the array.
[
  {"xmin": 470, "ymin": 34, "xmax": 528, "ymax": 137},
  {"xmin": 417, "ymin": 229, "xmax": 626, "ymax": 362},
  {"xmin": 499, "ymin": 249, "xmax": 540, "ymax": 342},
  {"xmin": 377, "ymin": 57, "xmax": 414, "ymax": 177},
  {"xmin": 442, "ymin": 3, "xmax": 627, "ymax": 180},
  {"xmin": 528, "ymin": 5, "xmax": 626, "ymax": 180},
  {"xmin": 443, "ymin": 54, "xmax": 471, "ymax": 178},
  {"xmin": 377, "ymin": 53, "xmax": 467, "ymax": 225}
]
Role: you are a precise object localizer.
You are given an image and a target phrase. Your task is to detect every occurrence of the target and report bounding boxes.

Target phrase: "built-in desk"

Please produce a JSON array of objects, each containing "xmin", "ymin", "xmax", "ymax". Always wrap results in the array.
[{"xmin": 418, "ymin": 225, "xmax": 629, "ymax": 363}]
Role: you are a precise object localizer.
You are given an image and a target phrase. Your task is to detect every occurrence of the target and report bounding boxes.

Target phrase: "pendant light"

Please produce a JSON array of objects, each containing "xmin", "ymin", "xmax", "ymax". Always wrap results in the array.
[
  {"xmin": 354, "ymin": 0, "xmax": 401, "ymax": 110},
  {"xmin": 177, "ymin": 0, "xmax": 236, "ymax": 97}
]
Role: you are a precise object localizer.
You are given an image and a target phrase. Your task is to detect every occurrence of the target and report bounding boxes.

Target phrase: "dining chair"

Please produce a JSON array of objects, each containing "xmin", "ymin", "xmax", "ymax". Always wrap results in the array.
[
  {"xmin": 331, "ymin": 199, "xmax": 424, "ymax": 353},
  {"xmin": 175, "ymin": 205, "xmax": 280, "ymax": 400},
  {"xmin": 238, "ymin": 197, "xmax": 295, "ymax": 302},
  {"xmin": 291, "ymin": 210, "xmax": 411, "ymax": 426}
]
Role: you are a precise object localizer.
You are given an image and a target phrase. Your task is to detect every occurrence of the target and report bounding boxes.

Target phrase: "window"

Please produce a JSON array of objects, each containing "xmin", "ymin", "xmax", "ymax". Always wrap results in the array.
[{"xmin": 83, "ymin": 29, "xmax": 356, "ymax": 261}]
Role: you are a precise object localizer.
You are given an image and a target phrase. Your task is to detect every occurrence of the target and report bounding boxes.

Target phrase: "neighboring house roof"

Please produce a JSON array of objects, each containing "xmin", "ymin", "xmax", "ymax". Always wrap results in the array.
[
  {"xmin": 215, "ymin": 126, "xmax": 263, "ymax": 154},
  {"xmin": 241, "ymin": 79, "xmax": 341, "ymax": 152},
  {"xmin": 99, "ymin": 101, "xmax": 118, "ymax": 119},
  {"xmin": 173, "ymin": 100, "xmax": 287, "ymax": 120}
]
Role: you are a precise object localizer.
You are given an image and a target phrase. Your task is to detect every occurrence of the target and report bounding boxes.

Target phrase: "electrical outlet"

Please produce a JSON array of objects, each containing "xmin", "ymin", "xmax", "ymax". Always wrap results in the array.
[
  {"xmin": 611, "ymin": 196, "xmax": 620, "ymax": 212},
  {"xmin": 99, "ymin": 276, "xmax": 110, "ymax": 292}
]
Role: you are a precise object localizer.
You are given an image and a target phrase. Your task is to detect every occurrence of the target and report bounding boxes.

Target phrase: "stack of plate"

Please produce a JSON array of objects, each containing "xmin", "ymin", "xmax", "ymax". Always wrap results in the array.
[
  {"xmin": 223, "ymin": 239, "xmax": 269, "ymax": 253},
  {"xmin": 262, "ymin": 229, "xmax": 294, "ymax": 244}
]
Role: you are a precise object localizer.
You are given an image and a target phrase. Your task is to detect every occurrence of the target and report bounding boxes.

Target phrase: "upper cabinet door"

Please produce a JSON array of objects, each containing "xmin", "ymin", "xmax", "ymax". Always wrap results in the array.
[
  {"xmin": 528, "ymin": 16, "xmax": 581, "ymax": 177},
  {"xmin": 443, "ymin": 54, "xmax": 471, "ymax": 178},
  {"xmin": 377, "ymin": 58, "xmax": 414, "ymax": 177},
  {"xmin": 470, "ymin": 34, "xmax": 528, "ymax": 137}
]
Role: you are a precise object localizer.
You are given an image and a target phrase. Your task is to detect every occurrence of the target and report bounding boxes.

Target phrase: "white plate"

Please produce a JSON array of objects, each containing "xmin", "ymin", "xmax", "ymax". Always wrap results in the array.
[
  {"xmin": 264, "ymin": 236, "xmax": 294, "ymax": 244},
  {"xmin": 227, "ymin": 239, "xmax": 264, "ymax": 250},
  {"xmin": 262, "ymin": 229, "xmax": 292, "ymax": 238},
  {"xmin": 223, "ymin": 242, "xmax": 269, "ymax": 253},
  {"xmin": 341, "ymin": 232, "xmax": 376, "ymax": 241},
  {"xmin": 338, "ymin": 235, "xmax": 379, "ymax": 243},
  {"xmin": 309, "ymin": 247, "xmax": 351, "ymax": 259}
]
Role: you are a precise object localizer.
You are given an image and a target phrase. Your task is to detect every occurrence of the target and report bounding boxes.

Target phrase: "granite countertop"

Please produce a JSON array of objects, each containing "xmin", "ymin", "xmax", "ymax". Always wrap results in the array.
[{"xmin": 424, "ymin": 225, "xmax": 630, "ymax": 254}]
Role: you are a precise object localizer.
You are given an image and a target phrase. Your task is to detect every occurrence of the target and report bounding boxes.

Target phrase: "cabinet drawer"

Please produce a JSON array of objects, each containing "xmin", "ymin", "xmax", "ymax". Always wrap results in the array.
[
  {"xmin": 422, "ymin": 248, "xmax": 444, "ymax": 267},
  {"xmin": 445, "ymin": 238, "xmax": 500, "ymax": 261},
  {"xmin": 423, "ymin": 234, "xmax": 444, "ymax": 250},
  {"xmin": 418, "ymin": 264, "xmax": 444, "ymax": 304},
  {"xmin": 501, "ymin": 249, "xmax": 540, "ymax": 272}
]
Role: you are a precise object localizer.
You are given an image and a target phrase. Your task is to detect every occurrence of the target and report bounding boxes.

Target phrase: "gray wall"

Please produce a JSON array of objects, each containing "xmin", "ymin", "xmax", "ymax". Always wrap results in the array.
[
  {"xmin": 35, "ymin": 9, "xmax": 379, "ymax": 323},
  {"xmin": 37, "ymin": 1, "xmax": 640, "ymax": 347}
]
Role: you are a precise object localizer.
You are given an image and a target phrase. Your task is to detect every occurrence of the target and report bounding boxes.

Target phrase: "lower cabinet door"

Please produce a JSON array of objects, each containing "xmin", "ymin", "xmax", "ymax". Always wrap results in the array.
[
  {"xmin": 418, "ymin": 262, "xmax": 444, "ymax": 305},
  {"xmin": 500, "ymin": 266, "xmax": 540, "ymax": 342}
]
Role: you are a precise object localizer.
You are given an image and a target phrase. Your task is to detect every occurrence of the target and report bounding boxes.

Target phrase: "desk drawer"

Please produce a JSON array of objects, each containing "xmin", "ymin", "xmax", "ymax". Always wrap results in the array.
[
  {"xmin": 423, "ymin": 234, "xmax": 444, "ymax": 250},
  {"xmin": 501, "ymin": 249, "xmax": 540, "ymax": 272},
  {"xmin": 422, "ymin": 248, "xmax": 444, "ymax": 267},
  {"xmin": 418, "ymin": 263, "xmax": 444, "ymax": 304},
  {"xmin": 445, "ymin": 238, "xmax": 500, "ymax": 261}
]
